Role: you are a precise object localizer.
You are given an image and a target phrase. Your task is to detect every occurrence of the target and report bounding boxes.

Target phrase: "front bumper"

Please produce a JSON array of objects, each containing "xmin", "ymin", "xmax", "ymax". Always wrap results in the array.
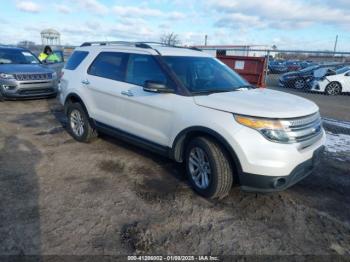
[
  {"xmin": 0, "ymin": 79, "xmax": 58, "ymax": 99},
  {"xmin": 239, "ymin": 145, "xmax": 325, "ymax": 192}
]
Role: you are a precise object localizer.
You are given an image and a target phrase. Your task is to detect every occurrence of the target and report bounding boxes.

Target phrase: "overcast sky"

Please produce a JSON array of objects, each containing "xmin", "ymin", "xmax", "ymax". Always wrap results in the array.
[{"xmin": 1, "ymin": 0, "xmax": 350, "ymax": 51}]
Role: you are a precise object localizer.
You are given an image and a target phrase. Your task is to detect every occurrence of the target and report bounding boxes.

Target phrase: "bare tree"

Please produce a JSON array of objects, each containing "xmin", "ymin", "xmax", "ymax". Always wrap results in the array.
[{"xmin": 160, "ymin": 32, "xmax": 181, "ymax": 46}]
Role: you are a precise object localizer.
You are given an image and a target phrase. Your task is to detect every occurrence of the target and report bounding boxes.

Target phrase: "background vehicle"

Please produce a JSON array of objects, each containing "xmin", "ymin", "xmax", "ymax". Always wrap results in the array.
[
  {"xmin": 311, "ymin": 66, "xmax": 350, "ymax": 95},
  {"xmin": 59, "ymin": 41, "xmax": 325, "ymax": 199},
  {"xmin": 0, "ymin": 46, "xmax": 58, "ymax": 99},
  {"xmin": 268, "ymin": 60, "xmax": 288, "ymax": 74},
  {"xmin": 279, "ymin": 64, "xmax": 343, "ymax": 89},
  {"xmin": 285, "ymin": 60, "xmax": 302, "ymax": 72}
]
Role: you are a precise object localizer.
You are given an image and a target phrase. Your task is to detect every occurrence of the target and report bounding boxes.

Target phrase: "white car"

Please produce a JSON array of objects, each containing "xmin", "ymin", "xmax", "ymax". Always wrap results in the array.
[
  {"xmin": 311, "ymin": 66, "xmax": 350, "ymax": 95},
  {"xmin": 59, "ymin": 41, "xmax": 325, "ymax": 199}
]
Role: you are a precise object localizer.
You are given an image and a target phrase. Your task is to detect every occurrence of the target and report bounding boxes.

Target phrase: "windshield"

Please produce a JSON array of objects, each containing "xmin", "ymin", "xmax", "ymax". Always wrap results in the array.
[
  {"xmin": 0, "ymin": 49, "xmax": 40, "ymax": 64},
  {"xmin": 162, "ymin": 56, "xmax": 249, "ymax": 93},
  {"xmin": 299, "ymin": 65, "xmax": 319, "ymax": 73}
]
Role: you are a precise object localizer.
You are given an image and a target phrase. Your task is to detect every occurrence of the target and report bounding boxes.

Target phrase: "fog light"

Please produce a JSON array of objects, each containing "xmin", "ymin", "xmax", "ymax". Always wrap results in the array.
[
  {"xmin": 273, "ymin": 177, "xmax": 287, "ymax": 188},
  {"xmin": 2, "ymin": 85, "xmax": 16, "ymax": 91}
]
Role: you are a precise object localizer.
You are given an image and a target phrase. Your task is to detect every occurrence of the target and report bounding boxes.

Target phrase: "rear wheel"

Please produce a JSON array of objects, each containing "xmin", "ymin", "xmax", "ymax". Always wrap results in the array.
[
  {"xmin": 66, "ymin": 103, "xmax": 97, "ymax": 142},
  {"xmin": 185, "ymin": 137, "xmax": 233, "ymax": 199},
  {"xmin": 325, "ymin": 82, "xmax": 342, "ymax": 96},
  {"xmin": 294, "ymin": 78, "xmax": 306, "ymax": 89}
]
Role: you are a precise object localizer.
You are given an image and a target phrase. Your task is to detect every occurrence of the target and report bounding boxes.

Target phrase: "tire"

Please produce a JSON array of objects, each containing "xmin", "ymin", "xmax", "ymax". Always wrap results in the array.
[
  {"xmin": 185, "ymin": 137, "xmax": 234, "ymax": 199},
  {"xmin": 66, "ymin": 102, "xmax": 98, "ymax": 142},
  {"xmin": 325, "ymin": 82, "xmax": 342, "ymax": 96},
  {"xmin": 294, "ymin": 78, "xmax": 306, "ymax": 89}
]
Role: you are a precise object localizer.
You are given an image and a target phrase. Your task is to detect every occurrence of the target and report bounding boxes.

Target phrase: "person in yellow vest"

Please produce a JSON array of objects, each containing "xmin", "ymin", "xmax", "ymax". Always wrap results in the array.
[{"xmin": 38, "ymin": 45, "xmax": 60, "ymax": 63}]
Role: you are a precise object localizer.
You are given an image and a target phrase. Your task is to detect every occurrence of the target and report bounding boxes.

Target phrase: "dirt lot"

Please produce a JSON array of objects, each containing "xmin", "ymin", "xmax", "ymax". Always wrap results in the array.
[{"xmin": 0, "ymin": 98, "xmax": 350, "ymax": 257}]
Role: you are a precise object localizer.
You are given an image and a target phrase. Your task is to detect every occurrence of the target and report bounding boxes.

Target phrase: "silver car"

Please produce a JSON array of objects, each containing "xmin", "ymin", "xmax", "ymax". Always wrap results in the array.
[{"xmin": 0, "ymin": 46, "xmax": 58, "ymax": 100}]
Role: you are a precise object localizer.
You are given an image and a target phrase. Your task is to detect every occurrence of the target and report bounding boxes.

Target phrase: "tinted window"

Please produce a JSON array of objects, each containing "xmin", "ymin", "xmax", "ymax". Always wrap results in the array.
[
  {"xmin": 65, "ymin": 51, "xmax": 88, "ymax": 70},
  {"xmin": 126, "ymin": 54, "xmax": 169, "ymax": 86},
  {"xmin": 163, "ymin": 56, "xmax": 247, "ymax": 93},
  {"xmin": 0, "ymin": 48, "xmax": 40, "ymax": 64},
  {"xmin": 88, "ymin": 52, "xmax": 128, "ymax": 81}
]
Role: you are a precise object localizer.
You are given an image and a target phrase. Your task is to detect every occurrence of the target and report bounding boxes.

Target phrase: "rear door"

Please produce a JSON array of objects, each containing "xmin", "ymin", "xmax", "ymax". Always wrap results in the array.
[{"xmin": 83, "ymin": 51, "xmax": 130, "ymax": 128}]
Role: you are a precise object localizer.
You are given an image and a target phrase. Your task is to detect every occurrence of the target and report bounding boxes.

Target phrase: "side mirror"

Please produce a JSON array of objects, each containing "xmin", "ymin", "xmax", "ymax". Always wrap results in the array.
[
  {"xmin": 345, "ymin": 72, "xmax": 350, "ymax": 76},
  {"xmin": 143, "ymin": 80, "xmax": 174, "ymax": 93}
]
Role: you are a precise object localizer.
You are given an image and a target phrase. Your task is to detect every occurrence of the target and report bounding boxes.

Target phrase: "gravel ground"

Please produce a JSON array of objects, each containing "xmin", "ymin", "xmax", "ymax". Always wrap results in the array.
[{"xmin": 0, "ymin": 98, "xmax": 349, "ymax": 257}]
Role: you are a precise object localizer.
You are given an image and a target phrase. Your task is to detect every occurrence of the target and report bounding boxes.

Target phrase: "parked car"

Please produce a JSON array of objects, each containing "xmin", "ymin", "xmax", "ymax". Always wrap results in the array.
[
  {"xmin": 286, "ymin": 60, "xmax": 302, "ymax": 72},
  {"xmin": 268, "ymin": 60, "xmax": 288, "ymax": 74},
  {"xmin": 279, "ymin": 64, "xmax": 342, "ymax": 89},
  {"xmin": 59, "ymin": 41, "xmax": 325, "ymax": 199},
  {"xmin": 0, "ymin": 46, "xmax": 58, "ymax": 100},
  {"xmin": 311, "ymin": 66, "xmax": 350, "ymax": 95}
]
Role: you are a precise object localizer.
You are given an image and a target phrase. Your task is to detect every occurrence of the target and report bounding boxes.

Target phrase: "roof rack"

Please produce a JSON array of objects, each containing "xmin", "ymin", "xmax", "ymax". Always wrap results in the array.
[{"xmin": 79, "ymin": 41, "xmax": 202, "ymax": 54}]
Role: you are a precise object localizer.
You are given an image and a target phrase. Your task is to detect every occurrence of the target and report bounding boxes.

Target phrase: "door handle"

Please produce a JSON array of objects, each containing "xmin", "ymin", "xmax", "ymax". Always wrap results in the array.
[
  {"xmin": 121, "ymin": 90, "xmax": 134, "ymax": 97},
  {"xmin": 81, "ymin": 79, "xmax": 90, "ymax": 85}
]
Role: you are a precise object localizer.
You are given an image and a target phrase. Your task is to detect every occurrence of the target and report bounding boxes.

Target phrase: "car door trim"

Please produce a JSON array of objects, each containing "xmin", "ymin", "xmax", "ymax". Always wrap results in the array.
[{"xmin": 95, "ymin": 120, "xmax": 171, "ymax": 157}]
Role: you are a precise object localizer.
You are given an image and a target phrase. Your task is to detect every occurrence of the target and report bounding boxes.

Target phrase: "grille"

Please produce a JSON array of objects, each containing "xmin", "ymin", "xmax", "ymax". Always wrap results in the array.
[
  {"xmin": 15, "ymin": 73, "xmax": 52, "ymax": 81},
  {"xmin": 282, "ymin": 113, "xmax": 323, "ymax": 147},
  {"xmin": 18, "ymin": 88, "xmax": 54, "ymax": 95}
]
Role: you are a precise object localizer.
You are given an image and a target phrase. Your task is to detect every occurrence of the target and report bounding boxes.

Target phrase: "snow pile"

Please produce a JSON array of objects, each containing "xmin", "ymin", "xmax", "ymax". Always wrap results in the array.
[
  {"xmin": 325, "ymin": 131, "xmax": 350, "ymax": 154},
  {"xmin": 323, "ymin": 118, "xmax": 350, "ymax": 130}
]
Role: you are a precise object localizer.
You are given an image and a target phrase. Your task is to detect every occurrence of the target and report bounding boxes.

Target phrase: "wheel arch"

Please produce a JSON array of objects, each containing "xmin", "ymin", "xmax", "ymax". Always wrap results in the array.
[
  {"xmin": 64, "ymin": 93, "xmax": 89, "ymax": 115},
  {"xmin": 171, "ymin": 126, "xmax": 243, "ymax": 179}
]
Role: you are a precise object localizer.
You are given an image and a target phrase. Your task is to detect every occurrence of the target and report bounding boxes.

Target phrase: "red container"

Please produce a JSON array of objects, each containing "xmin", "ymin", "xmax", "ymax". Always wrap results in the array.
[{"xmin": 217, "ymin": 55, "xmax": 267, "ymax": 87}]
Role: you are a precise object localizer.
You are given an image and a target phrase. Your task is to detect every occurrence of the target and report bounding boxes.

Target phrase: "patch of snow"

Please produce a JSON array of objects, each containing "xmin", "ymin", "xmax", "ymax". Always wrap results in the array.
[
  {"xmin": 323, "ymin": 118, "xmax": 350, "ymax": 130},
  {"xmin": 325, "ymin": 131, "xmax": 350, "ymax": 154}
]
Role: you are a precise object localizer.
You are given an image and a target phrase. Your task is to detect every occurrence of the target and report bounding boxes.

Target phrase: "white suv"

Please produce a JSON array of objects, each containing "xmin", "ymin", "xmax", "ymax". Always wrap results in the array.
[{"xmin": 59, "ymin": 42, "xmax": 325, "ymax": 199}]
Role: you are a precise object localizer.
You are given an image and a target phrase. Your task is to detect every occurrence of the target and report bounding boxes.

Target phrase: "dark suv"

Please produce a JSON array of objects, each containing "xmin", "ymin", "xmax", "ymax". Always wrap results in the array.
[{"xmin": 0, "ymin": 46, "xmax": 58, "ymax": 100}]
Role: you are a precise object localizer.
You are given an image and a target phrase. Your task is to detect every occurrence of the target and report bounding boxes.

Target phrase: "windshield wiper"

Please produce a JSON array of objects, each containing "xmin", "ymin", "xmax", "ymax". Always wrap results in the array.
[{"xmin": 191, "ymin": 89, "xmax": 234, "ymax": 95}]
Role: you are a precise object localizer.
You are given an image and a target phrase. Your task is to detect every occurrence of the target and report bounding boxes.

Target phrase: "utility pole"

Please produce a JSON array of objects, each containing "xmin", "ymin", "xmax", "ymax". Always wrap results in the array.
[
  {"xmin": 204, "ymin": 35, "xmax": 208, "ymax": 46},
  {"xmin": 334, "ymin": 35, "xmax": 338, "ymax": 54}
]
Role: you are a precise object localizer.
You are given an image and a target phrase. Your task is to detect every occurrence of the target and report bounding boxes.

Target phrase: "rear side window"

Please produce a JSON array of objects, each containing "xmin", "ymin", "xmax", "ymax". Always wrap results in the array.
[
  {"xmin": 88, "ymin": 52, "xmax": 128, "ymax": 81},
  {"xmin": 65, "ymin": 51, "xmax": 88, "ymax": 70}
]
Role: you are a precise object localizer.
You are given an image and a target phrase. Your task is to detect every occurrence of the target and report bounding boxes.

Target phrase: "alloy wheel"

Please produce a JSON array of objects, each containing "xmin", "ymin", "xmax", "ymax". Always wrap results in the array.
[
  {"xmin": 294, "ymin": 79, "xmax": 305, "ymax": 89},
  {"xmin": 188, "ymin": 147, "xmax": 211, "ymax": 189},
  {"xmin": 326, "ymin": 82, "xmax": 341, "ymax": 95},
  {"xmin": 70, "ymin": 109, "xmax": 85, "ymax": 137}
]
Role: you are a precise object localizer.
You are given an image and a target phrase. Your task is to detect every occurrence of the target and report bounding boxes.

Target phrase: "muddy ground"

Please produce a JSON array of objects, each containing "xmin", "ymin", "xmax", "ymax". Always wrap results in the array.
[{"xmin": 0, "ymin": 98, "xmax": 349, "ymax": 256}]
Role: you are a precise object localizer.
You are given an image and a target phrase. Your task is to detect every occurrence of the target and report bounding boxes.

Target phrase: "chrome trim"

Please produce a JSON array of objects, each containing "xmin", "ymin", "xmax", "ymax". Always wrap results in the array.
[
  {"xmin": 283, "ymin": 112, "xmax": 323, "ymax": 148},
  {"xmin": 14, "ymin": 73, "xmax": 52, "ymax": 81}
]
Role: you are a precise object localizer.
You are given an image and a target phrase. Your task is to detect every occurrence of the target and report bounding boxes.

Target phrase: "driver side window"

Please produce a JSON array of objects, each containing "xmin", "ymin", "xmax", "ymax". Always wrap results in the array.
[{"xmin": 126, "ymin": 54, "xmax": 171, "ymax": 87}]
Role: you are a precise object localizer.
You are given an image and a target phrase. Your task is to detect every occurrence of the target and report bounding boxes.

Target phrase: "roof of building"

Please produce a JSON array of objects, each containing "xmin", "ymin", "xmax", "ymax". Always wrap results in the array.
[{"xmin": 41, "ymin": 29, "xmax": 60, "ymax": 35}]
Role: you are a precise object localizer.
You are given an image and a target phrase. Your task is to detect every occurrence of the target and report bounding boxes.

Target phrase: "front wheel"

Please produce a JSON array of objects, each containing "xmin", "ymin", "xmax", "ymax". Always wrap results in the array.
[
  {"xmin": 185, "ymin": 137, "xmax": 234, "ymax": 199},
  {"xmin": 294, "ymin": 78, "xmax": 306, "ymax": 89},
  {"xmin": 66, "ymin": 103, "xmax": 98, "ymax": 142},
  {"xmin": 325, "ymin": 82, "xmax": 342, "ymax": 96}
]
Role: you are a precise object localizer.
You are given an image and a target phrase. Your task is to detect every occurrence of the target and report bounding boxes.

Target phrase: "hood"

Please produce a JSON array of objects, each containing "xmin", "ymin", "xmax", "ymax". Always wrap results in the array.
[
  {"xmin": 0, "ymin": 64, "xmax": 54, "ymax": 74},
  {"xmin": 193, "ymin": 88, "xmax": 319, "ymax": 118},
  {"xmin": 282, "ymin": 70, "xmax": 313, "ymax": 78}
]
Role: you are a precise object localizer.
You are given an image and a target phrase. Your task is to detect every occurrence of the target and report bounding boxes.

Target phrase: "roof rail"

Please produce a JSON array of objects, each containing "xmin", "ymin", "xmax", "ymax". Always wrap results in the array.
[{"xmin": 79, "ymin": 41, "xmax": 202, "ymax": 54}]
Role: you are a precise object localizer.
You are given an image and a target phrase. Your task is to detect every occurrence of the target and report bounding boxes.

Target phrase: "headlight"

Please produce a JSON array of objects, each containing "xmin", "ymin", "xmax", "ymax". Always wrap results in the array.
[
  {"xmin": 234, "ymin": 115, "xmax": 290, "ymax": 143},
  {"xmin": 0, "ymin": 73, "xmax": 15, "ymax": 79},
  {"xmin": 52, "ymin": 72, "xmax": 57, "ymax": 79}
]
